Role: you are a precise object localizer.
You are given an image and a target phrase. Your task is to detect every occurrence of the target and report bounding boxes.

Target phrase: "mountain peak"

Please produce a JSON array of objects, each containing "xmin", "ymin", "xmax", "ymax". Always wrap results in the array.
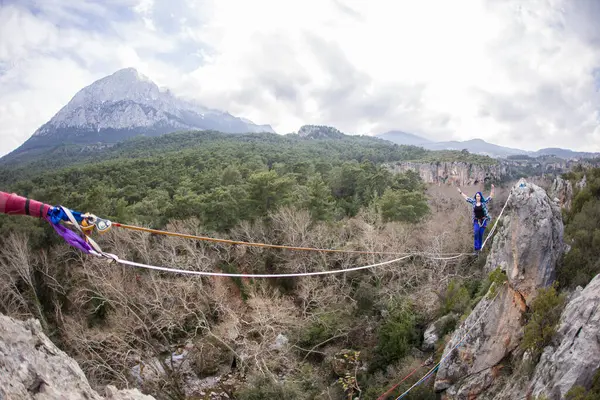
[
  {"xmin": 298, "ymin": 125, "xmax": 345, "ymax": 139},
  {"xmin": 464, "ymin": 138, "xmax": 487, "ymax": 144},
  {"xmin": 7, "ymin": 68, "xmax": 275, "ymax": 158},
  {"xmin": 376, "ymin": 131, "xmax": 432, "ymax": 146},
  {"xmin": 108, "ymin": 67, "xmax": 154, "ymax": 84},
  {"xmin": 64, "ymin": 67, "xmax": 162, "ymax": 111},
  {"xmin": 112, "ymin": 66, "xmax": 142, "ymax": 76}
]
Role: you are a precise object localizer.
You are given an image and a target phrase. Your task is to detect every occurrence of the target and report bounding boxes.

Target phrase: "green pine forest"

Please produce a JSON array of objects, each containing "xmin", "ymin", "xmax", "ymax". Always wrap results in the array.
[{"xmin": 0, "ymin": 130, "xmax": 495, "ymax": 240}]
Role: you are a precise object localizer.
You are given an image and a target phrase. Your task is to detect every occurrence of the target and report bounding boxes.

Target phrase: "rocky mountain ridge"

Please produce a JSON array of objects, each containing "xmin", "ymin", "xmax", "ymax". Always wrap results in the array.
[
  {"xmin": 376, "ymin": 131, "xmax": 600, "ymax": 160},
  {"xmin": 5, "ymin": 68, "xmax": 274, "ymax": 159}
]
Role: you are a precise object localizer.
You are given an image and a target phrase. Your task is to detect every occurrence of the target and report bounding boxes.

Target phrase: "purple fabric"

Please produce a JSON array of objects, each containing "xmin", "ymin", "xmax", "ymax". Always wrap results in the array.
[{"xmin": 46, "ymin": 217, "xmax": 93, "ymax": 254}]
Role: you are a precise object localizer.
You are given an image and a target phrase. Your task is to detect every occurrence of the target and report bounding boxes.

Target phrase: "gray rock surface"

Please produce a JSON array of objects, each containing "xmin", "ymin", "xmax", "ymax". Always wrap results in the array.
[
  {"xmin": 527, "ymin": 274, "xmax": 600, "ymax": 399},
  {"xmin": 433, "ymin": 284, "xmax": 524, "ymax": 398},
  {"xmin": 422, "ymin": 314, "xmax": 457, "ymax": 352},
  {"xmin": 549, "ymin": 175, "xmax": 573, "ymax": 210},
  {"xmin": 434, "ymin": 179, "xmax": 565, "ymax": 398},
  {"xmin": 387, "ymin": 161, "xmax": 508, "ymax": 187},
  {"xmin": 34, "ymin": 68, "xmax": 274, "ymax": 137},
  {"xmin": 484, "ymin": 179, "xmax": 564, "ymax": 304},
  {"xmin": 0, "ymin": 313, "xmax": 155, "ymax": 400},
  {"xmin": 10, "ymin": 67, "xmax": 275, "ymax": 156},
  {"xmin": 272, "ymin": 333, "xmax": 289, "ymax": 350}
]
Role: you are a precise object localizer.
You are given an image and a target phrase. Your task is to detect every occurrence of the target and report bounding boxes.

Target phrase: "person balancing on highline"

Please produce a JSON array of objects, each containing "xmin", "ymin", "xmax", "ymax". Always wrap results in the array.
[{"xmin": 457, "ymin": 183, "xmax": 495, "ymax": 252}]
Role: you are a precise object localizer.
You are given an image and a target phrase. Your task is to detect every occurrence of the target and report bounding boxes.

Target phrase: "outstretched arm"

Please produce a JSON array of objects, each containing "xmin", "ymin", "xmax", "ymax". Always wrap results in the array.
[
  {"xmin": 488, "ymin": 183, "xmax": 495, "ymax": 200},
  {"xmin": 457, "ymin": 187, "xmax": 470, "ymax": 201}
]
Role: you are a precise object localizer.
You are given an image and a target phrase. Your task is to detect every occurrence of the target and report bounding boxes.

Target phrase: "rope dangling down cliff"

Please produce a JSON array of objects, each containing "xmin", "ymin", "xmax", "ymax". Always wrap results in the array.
[{"xmin": 0, "ymin": 189, "xmax": 511, "ymax": 278}]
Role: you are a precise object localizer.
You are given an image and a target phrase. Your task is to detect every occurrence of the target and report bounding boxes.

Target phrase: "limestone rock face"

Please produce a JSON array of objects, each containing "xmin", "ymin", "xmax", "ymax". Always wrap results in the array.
[
  {"xmin": 576, "ymin": 174, "xmax": 587, "ymax": 190},
  {"xmin": 433, "ymin": 284, "xmax": 525, "ymax": 398},
  {"xmin": 527, "ymin": 274, "xmax": 600, "ymax": 399},
  {"xmin": 484, "ymin": 179, "xmax": 564, "ymax": 304},
  {"xmin": 548, "ymin": 175, "xmax": 573, "ymax": 210},
  {"xmin": 387, "ymin": 161, "xmax": 508, "ymax": 186},
  {"xmin": 0, "ymin": 314, "xmax": 155, "ymax": 400},
  {"xmin": 434, "ymin": 179, "xmax": 565, "ymax": 398}
]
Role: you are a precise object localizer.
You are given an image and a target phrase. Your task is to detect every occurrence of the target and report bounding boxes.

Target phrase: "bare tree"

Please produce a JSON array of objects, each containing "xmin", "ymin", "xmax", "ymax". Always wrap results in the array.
[{"xmin": 0, "ymin": 233, "xmax": 48, "ymax": 330}]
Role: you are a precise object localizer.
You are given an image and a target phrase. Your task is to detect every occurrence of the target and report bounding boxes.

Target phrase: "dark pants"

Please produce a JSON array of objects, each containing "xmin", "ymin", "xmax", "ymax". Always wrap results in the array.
[{"xmin": 473, "ymin": 219, "xmax": 488, "ymax": 251}]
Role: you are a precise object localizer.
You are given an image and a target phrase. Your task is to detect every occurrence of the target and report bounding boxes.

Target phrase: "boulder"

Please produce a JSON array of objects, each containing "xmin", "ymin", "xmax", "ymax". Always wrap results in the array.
[
  {"xmin": 0, "ymin": 313, "xmax": 155, "ymax": 400},
  {"xmin": 422, "ymin": 314, "xmax": 458, "ymax": 352}
]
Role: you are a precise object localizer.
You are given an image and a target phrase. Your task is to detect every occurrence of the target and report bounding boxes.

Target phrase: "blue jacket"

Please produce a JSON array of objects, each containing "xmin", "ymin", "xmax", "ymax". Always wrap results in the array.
[{"xmin": 466, "ymin": 192, "xmax": 491, "ymax": 222}]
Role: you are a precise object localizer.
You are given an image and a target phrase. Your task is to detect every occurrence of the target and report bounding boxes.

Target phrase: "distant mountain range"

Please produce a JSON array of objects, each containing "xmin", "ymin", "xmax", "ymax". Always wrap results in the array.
[
  {"xmin": 375, "ymin": 131, "xmax": 600, "ymax": 160},
  {"xmin": 2, "ymin": 67, "xmax": 597, "ymax": 164},
  {"xmin": 4, "ymin": 68, "xmax": 274, "ymax": 161}
]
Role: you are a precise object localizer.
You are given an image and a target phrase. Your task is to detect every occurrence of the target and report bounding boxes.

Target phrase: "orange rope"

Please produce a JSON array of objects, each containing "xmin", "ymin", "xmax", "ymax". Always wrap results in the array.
[
  {"xmin": 113, "ymin": 222, "xmax": 439, "ymax": 256},
  {"xmin": 376, "ymin": 361, "xmax": 427, "ymax": 400}
]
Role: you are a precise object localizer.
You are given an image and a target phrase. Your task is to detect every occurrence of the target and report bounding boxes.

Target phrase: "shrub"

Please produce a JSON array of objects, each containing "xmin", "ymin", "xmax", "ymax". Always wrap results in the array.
[
  {"xmin": 439, "ymin": 279, "xmax": 471, "ymax": 316},
  {"xmin": 565, "ymin": 368, "xmax": 600, "ymax": 400},
  {"xmin": 370, "ymin": 301, "xmax": 422, "ymax": 372},
  {"xmin": 403, "ymin": 385, "xmax": 438, "ymax": 400},
  {"xmin": 454, "ymin": 268, "xmax": 507, "ymax": 318},
  {"xmin": 436, "ymin": 314, "xmax": 458, "ymax": 337},
  {"xmin": 235, "ymin": 375, "xmax": 306, "ymax": 400},
  {"xmin": 469, "ymin": 268, "xmax": 507, "ymax": 305},
  {"xmin": 557, "ymin": 167, "xmax": 600, "ymax": 288},
  {"xmin": 486, "ymin": 267, "xmax": 508, "ymax": 298},
  {"xmin": 353, "ymin": 281, "xmax": 376, "ymax": 316},
  {"xmin": 521, "ymin": 282, "xmax": 567, "ymax": 361},
  {"xmin": 377, "ymin": 188, "xmax": 429, "ymax": 223},
  {"xmin": 296, "ymin": 310, "xmax": 350, "ymax": 349},
  {"xmin": 190, "ymin": 337, "xmax": 234, "ymax": 378},
  {"xmin": 558, "ymin": 200, "xmax": 600, "ymax": 288}
]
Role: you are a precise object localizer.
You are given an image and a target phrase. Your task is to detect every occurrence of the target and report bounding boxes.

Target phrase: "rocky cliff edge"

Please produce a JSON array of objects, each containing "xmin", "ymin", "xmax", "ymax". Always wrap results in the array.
[{"xmin": 0, "ymin": 313, "xmax": 155, "ymax": 400}]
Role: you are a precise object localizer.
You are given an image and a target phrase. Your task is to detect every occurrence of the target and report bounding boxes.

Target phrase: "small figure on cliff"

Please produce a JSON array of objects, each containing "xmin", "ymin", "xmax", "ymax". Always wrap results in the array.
[{"xmin": 457, "ymin": 184, "xmax": 495, "ymax": 252}]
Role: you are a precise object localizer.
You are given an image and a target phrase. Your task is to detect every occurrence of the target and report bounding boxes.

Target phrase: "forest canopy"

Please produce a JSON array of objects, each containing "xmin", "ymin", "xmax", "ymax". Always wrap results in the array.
[{"xmin": 0, "ymin": 130, "xmax": 497, "ymax": 239}]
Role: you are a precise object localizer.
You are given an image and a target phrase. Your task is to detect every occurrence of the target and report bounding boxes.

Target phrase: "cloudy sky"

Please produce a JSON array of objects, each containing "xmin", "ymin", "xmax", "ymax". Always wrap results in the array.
[{"xmin": 1, "ymin": 0, "xmax": 599, "ymax": 157}]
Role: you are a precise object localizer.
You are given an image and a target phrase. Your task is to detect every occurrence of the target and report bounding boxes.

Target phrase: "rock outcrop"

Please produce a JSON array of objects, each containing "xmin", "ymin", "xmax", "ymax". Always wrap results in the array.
[
  {"xmin": 422, "ymin": 314, "xmax": 458, "ymax": 352},
  {"xmin": 483, "ymin": 180, "xmax": 564, "ymax": 301},
  {"xmin": 0, "ymin": 313, "xmax": 155, "ymax": 400},
  {"xmin": 548, "ymin": 175, "xmax": 573, "ymax": 210},
  {"xmin": 576, "ymin": 174, "xmax": 587, "ymax": 190},
  {"xmin": 433, "ymin": 284, "xmax": 523, "ymax": 398},
  {"xmin": 527, "ymin": 274, "xmax": 600, "ymax": 399},
  {"xmin": 434, "ymin": 179, "xmax": 565, "ymax": 398},
  {"xmin": 387, "ymin": 161, "xmax": 508, "ymax": 186}
]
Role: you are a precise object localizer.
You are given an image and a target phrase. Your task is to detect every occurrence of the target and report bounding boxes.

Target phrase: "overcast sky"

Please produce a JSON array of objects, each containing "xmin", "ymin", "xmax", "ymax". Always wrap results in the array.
[{"xmin": 1, "ymin": 0, "xmax": 599, "ymax": 157}]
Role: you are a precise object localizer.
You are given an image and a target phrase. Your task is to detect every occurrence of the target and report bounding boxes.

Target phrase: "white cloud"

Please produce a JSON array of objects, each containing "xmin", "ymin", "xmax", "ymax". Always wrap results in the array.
[{"xmin": 0, "ymin": 0, "xmax": 599, "ymax": 157}]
